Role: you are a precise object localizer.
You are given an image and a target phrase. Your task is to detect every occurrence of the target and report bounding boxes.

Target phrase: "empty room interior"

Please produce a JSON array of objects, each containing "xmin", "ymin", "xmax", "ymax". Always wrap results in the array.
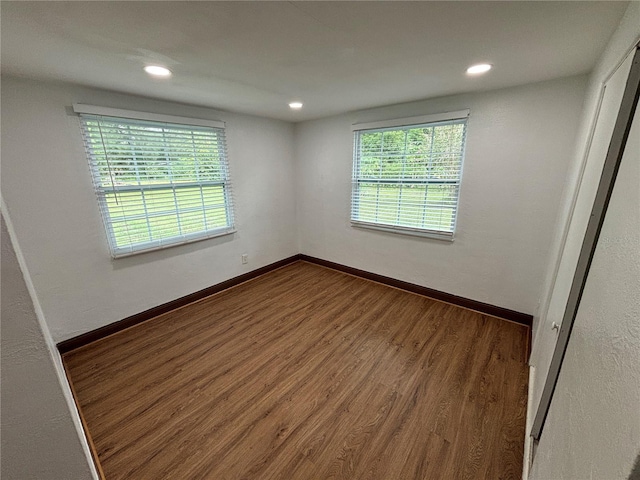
[{"xmin": 1, "ymin": 2, "xmax": 639, "ymax": 479}]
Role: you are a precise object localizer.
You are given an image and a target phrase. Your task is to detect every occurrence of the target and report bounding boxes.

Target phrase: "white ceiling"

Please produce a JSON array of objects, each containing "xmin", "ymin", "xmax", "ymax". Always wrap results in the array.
[{"xmin": 1, "ymin": 1, "xmax": 628, "ymax": 122}]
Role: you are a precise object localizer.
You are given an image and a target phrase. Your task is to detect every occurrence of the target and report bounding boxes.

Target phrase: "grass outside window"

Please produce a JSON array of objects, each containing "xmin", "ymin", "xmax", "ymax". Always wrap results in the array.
[
  {"xmin": 78, "ymin": 112, "xmax": 235, "ymax": 257},
  {"xmin": 351, "ymin": 116, "xmax": 468, "ymax": 239}
]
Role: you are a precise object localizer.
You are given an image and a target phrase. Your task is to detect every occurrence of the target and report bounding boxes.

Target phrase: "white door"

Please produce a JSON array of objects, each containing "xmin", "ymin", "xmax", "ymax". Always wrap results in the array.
[{"xmin": 529, "ymin": 50, "xmax": 636, "ymax": 431}]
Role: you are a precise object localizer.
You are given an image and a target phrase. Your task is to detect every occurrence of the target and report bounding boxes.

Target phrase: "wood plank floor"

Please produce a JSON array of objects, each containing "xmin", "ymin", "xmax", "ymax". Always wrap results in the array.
[{"xmin": 63, "ymin": 261, "xmax": 529, "ymax": 479}]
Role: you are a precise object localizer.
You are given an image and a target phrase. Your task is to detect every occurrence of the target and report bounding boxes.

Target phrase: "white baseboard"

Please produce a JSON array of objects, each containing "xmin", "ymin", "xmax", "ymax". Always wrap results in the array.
[{"xmin": 522, "ymin": 365, "xmax": 536, "ymax": 480}]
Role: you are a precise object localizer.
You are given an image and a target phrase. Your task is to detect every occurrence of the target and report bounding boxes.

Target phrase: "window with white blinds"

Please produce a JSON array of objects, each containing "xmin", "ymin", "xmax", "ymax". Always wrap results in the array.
[
  {"xmin": 76, "ymin": 106, "xmax": 235, "ymax": 257},
  {"xmin": 351, "ymin": 111, "xmax": 468, "ymax": 240}
]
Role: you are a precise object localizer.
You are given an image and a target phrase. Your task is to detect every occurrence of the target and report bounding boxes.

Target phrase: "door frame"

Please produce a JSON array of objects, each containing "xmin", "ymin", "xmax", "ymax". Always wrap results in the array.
[{"xmin": 531, "ymin": 45, "xmax": 640, "ymax": 441}]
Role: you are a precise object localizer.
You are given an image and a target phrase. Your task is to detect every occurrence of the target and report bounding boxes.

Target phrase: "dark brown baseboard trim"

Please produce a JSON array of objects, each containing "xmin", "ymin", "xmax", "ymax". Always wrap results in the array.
[
  {"xmin": 57, "ymin": 255, "xmax": 301, "ymax": 354},
  {"xmin": 58, "ymin": 252, "xmax": 532, "ymax": 355},
  {"xmin": 299, "ymin": 254, "xmax": 533, "ymax": 327}
]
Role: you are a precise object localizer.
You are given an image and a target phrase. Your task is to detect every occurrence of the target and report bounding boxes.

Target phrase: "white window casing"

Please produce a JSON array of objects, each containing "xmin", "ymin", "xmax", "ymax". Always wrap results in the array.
[
  {"xmin": 75, "ymin": 105, "xmax": 235, "ymax": 258},
  {"xmin": 351, "ymin": 110, "xmax": 469, "ymax": 240}
]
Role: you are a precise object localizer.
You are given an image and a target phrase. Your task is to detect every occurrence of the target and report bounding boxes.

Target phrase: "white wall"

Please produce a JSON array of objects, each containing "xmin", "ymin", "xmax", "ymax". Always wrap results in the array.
[
  {"xmin": 1, "ymin": 212, "xmax": 97, "ymax": 479},
  {"xmin": 529, "ymin": 80, "xmax": 640, "ymax": 480},
  {"xmin": 294, "ymin": 76, "xmax": 587, "ymax": 314},
  {"xmin": 527, "ymin": 2, "xmax": 640, "ymax": 478},
  {"xmin": 528, "ymin": 0, "xmax": 640, "ymax": 443},
  {"xmin": 1, "ymin": 76, "xmax": 298, "ymax": 342}
]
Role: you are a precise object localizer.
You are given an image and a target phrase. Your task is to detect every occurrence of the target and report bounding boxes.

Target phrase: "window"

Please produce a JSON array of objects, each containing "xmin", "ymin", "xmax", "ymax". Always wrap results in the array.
[
  {"xmin": 75, "ymin": 105, "xmax": 235, "ymax": 257},
  {"xmin": 351, "ymin": 110, "xmax": 468, "ymax": 240}
]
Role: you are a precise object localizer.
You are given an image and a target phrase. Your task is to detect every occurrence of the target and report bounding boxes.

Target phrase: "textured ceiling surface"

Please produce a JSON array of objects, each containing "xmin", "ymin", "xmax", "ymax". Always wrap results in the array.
[{"xmin": 0, "ymin": 1, "xmax": 628, "ymax": 121}]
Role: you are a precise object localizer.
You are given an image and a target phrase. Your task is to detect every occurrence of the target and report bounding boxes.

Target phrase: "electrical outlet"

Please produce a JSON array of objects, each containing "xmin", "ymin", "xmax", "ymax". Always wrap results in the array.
[{"xmin": 241, "ymin": 254, "xmax": 248, "ymax": 264}]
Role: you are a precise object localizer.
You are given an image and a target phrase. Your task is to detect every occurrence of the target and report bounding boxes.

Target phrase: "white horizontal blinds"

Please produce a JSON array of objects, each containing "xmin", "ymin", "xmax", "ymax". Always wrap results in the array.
[
  {"xmin": 351, "ymin": 118, "xmax": 467, "ymax": 237},
  {"xmin": 79, "ymin": 114, "xmax": 234, "ymax": 257}
]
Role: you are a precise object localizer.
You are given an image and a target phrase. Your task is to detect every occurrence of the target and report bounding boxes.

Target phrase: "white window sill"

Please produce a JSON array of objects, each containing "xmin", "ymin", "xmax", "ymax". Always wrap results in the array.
[
  {"xmin": 111, "ymin": 227, "xmax": 236, "ymax": 258},
  {"xmin": 351, "ymin": 221, "xmax": 454, "ymax": 242}
]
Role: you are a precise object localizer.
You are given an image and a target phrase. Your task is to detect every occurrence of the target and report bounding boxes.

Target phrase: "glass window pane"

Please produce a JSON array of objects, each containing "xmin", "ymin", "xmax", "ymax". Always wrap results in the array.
[
  {"xmin": 351, "ymin": 118, "xmax": 467, "ymax": 236},
  {"xmin": 81, "ymin": 114, "xmax": 235, "ymax": 256}
]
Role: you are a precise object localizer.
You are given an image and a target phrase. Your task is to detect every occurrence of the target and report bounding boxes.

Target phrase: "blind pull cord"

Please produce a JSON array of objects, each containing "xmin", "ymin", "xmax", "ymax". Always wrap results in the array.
[{"xmin": 96, "ymin": 116, "xmax": 119, "ymax": 205}]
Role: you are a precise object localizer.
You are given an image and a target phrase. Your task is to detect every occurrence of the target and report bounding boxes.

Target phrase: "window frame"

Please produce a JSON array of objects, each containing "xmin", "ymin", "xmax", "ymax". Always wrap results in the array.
[
  {"xmin": 350, "ymin": 110, "xmax": 469, "ymax": 241},
  {"xmin": 74, "ymin": 104, "xmax": 236, "ymax": 258}
]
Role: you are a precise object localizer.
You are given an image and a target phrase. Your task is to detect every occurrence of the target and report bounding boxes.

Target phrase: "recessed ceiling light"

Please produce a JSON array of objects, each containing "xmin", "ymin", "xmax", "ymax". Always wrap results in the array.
[
  {"xmin": 466, "ymin": 63, "xmax": 492, "ymax": 75},
  {"xmin": 289, "ymin": 102, "xmax": 303, "ymax": 110},
  {"xmin": 144, "ymin": 65, "xmax": 172, "ymax": 78}
]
